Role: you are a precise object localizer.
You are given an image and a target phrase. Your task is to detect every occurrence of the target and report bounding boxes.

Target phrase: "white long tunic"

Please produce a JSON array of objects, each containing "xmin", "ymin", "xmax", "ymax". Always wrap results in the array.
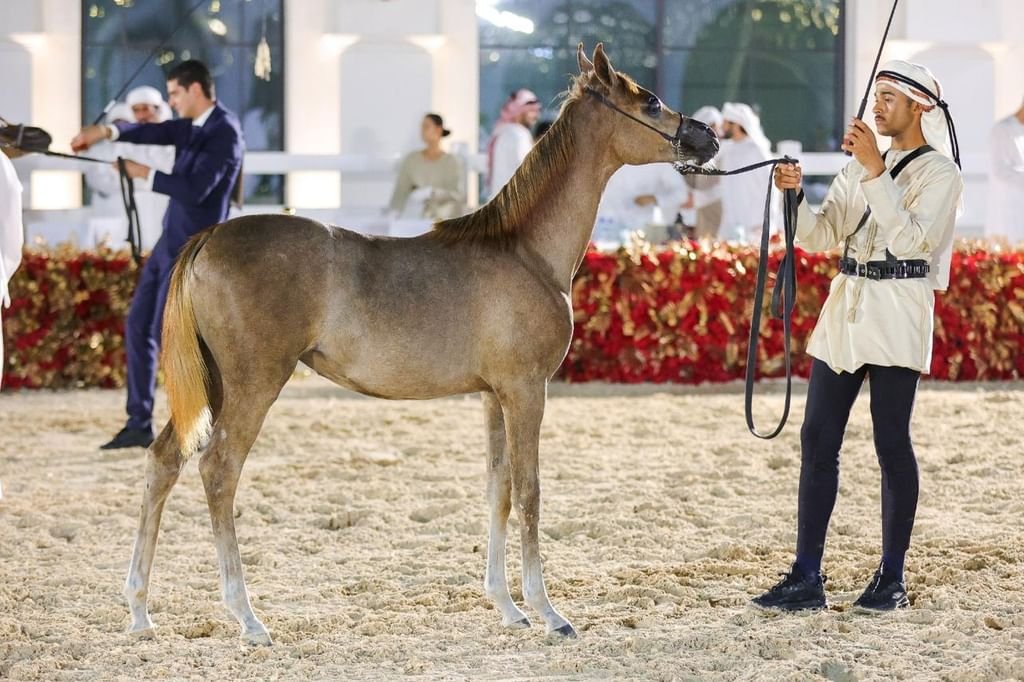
[
  {"xmin": 718, "ymin": 137, "xmax": 775, "ymax": 241},
  {"xmin": 596, "ymin": 163, "xmax": 687, "ymax": 230},
  {"xmin": 985, "ymin": 115, "xmax": 1024, "ymax": 243},
  {"xmin": 488, "ymin": 123, "xmax": 534, "ymax": 199},
  {"xmin": 84, "ymin": 139, "xmax": 175, "ymax": 251},
  {"xmin": 796, "ymin": 149, "xmax": 963, "ymax": 374},
  {"xmin": 1, "ymin": 152, "xmax": 25, "ymax": 388}
]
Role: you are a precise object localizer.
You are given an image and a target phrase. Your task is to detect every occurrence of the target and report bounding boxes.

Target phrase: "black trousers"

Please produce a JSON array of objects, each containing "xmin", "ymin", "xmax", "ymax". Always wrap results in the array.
[{"xmin": 796, "ymin": 358, "xmax": 921, "ymax": 570}]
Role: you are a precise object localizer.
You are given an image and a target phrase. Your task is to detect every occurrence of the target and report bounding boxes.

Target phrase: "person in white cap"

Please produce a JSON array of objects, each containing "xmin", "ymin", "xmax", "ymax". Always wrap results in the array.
[
  {"xmin": 487, "ymin": 88, "xmax": 541, "ymax": 199},
  {"xmin": 683, "ymin": 105, "xmax": 725, "ymax": 237},
  {"xmin": 986, "ymin": 97, "xmax": 1024, "ymax": 243},
  {"xmin": 126, "ymin": 85, "xmax": 174, "ymax": 125},
  {"xmin": 84, "ymin": 86, "xmax": 175, "ymax": 251},
  {"xmin": 717, "ymin": 102, "xmax": 774, "ymax": 241},
  {"xmin": 753, "ymin": 60, "xmax": 963, "ymax": 614}
]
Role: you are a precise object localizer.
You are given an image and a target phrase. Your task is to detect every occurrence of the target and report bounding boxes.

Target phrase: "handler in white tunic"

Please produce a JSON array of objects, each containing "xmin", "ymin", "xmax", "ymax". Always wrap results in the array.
[
  {"xmin": 752, "ymin": 60, "xmax": 963, "ymax": 615},
  {"xmin": 985, "ymin": 101, "xmax": 1024, "ymax": 243},
  {"xmin": 1, "ymin": 145, "xmax": 24, "ymax": 390}
]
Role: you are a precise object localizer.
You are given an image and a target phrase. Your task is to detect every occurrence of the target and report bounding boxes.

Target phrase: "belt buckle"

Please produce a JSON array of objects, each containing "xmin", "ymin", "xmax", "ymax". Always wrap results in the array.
[{"xmin": 857, "ymin": 263, "xmax": 866, "ymax": 277}]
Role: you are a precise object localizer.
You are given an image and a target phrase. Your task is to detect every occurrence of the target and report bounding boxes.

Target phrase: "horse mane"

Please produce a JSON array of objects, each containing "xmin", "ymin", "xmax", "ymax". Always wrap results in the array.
[{"xmin": 428, "ymin": 70, "xmax": 640, "ymax": 249}]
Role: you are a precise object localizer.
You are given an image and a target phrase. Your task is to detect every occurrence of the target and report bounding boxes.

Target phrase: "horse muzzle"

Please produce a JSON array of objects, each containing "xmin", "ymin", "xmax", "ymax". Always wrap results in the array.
[{"xmin": 673, "ymin": 115, "xmax": 720, "ymax": 165}]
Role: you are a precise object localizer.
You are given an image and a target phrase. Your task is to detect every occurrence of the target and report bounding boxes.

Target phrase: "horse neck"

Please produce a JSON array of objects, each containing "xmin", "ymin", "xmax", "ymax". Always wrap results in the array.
[{"xmin": 518, "ymin": 108, "xmax": 619, "ymax": 288}]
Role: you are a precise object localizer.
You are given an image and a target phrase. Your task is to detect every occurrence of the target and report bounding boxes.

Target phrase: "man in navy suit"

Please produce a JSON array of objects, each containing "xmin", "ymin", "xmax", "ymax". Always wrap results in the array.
[{"xmin": 72, "ymin": 60, "xmax": 244, "ymax": 449}]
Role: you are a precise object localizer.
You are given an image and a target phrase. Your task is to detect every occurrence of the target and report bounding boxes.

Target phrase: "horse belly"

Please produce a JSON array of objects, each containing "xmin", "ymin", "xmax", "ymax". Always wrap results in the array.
[{"xmin": 301, "ymin": 335, "xmax": 487, "ymax": 400}]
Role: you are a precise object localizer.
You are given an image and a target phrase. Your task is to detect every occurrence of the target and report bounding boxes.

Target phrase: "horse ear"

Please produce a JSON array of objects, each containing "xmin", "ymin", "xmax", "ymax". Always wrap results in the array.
[
  {"xmin": 592, "ymin": 43, "xmax": 617, "ymax": 89},
  {"xmin": 577, "ymin": 43, "xmax": 594, "ymax": 74}
]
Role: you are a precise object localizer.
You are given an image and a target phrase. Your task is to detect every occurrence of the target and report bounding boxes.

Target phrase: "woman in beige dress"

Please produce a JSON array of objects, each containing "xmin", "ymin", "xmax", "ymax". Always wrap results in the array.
[{"xmin": 389, "ymin": 113, "xmax": 466, "ymax": 221}]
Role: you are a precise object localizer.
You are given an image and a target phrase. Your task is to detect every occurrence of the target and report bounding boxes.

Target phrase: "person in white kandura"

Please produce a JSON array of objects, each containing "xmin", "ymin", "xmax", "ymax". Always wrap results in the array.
[
  {"xmin": 986, "ymin": 97, "xmax": 1024, "ymax": 243},
  {"xmin": 684, "ymin": 105, "xmax": 725, "ymax": 237},
  {"xmin": 486, "ymin": 88, "xmax": 540, "ymax": 199},
  {"xmin": 84, "ymin": 86, "xmax": 175, "ymax": 251},
  {"xmin": 753, "ymin": 59, "xmax": 963, "ymax": 614},
  {"xmin": 1, "ymin": 141, "xmax": 24, "ymax": 386},
  {"xmin": 717, "ymin": 102, "xmax": 775, "ymax": 241},
  {"xmin": 1, "ymin": 136, "xmax": 26, "ymax": 498},
  {"xmin": 595, "ymin": 162, "xmax": 687, "ymax": 240}
]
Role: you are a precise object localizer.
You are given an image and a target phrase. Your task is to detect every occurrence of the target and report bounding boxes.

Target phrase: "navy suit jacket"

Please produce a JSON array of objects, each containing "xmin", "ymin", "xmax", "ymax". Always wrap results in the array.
[{"xmin": 116, "ymin": 102, "xmax": 244, "ymax": 262}]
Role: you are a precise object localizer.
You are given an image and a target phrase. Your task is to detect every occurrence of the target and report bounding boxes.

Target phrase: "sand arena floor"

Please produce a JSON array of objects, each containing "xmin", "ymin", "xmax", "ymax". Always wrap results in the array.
[{"xmin": 1, "ymin": 377, "xmax": 1022, "ymax": 681}]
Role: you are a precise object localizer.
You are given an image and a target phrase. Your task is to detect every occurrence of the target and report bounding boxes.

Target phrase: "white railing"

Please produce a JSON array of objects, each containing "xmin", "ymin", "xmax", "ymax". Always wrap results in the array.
[{"xmin": 14, "ymin": 150, "xmax": 989, "ymax": 246}]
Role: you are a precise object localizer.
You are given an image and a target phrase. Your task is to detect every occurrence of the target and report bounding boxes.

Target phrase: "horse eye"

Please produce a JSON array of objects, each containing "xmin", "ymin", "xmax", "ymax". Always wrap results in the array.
[{"xmin": 646, "ymin": 96, "xmax": 662, "ymax": 116}]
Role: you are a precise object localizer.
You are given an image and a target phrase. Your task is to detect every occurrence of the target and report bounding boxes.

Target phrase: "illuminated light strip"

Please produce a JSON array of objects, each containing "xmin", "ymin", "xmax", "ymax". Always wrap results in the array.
[{"xmin": 475, "ymin": 3, "xmax": 535, "ymax": 34}]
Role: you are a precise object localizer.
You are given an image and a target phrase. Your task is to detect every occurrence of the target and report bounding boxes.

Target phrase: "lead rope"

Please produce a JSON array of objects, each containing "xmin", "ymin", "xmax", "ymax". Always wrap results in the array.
[
  {"xmin": 116, "ymin": 157, "xmax": 143, "ymax": 265},
  {"xmin": 1, "ymin": 133, "xmax": 143, "ymax": 265},
  {"xmin": 676, "ymin": 159, "xmax": 799, "ymax": 439}
]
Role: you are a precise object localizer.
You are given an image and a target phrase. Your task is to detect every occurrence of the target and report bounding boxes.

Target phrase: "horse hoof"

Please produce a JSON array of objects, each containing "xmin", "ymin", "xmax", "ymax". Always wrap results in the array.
[
  {"xmin": 127, "ymin": 625, "xmax": 157, "ymax": 640},
  {"xmin": 505, "ymin": 617, "xmax": 531, "ymax": 630},
  {"xmin": 549, "ymin": 623, "xmax": 578, "ymax": 639},
  {"xmin": 241, "ymin": 630, "xmax": 274, "ymax": 647}
]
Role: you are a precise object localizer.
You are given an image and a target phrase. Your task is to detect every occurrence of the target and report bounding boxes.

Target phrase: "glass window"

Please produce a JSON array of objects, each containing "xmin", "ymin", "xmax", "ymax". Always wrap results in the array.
[
  {"xmin": 82, "ymin": 0, "xmax": 284, "ymax": 204},
  {"xmin": 479, "ymin": 0, "xmax": 845, "ymax": 153}
]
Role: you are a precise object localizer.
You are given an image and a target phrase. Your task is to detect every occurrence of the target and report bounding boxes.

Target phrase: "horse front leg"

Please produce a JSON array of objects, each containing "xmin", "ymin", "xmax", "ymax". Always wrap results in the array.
[
  {"xmin": 499, "ymin": 380, "xmax": 576, "ymax": 638},
  {"xmin": 481, "ymin": 392, "xmax": 531, "ymax": 629}
]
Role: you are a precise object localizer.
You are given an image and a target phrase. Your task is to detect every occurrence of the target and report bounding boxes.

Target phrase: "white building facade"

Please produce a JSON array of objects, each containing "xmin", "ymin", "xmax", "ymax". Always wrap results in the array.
[{"xmin": 1, "ymin": 0, "xmax": 1021, "ymax": 238}]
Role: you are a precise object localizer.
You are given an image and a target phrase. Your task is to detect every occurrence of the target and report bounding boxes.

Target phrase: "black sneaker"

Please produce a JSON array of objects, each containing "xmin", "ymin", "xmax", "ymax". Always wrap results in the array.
[
  {"xmin": 752, "ymin": 564, "xmax": 828, "ymax": 611},
  {"xmin": 100, "ymin": 426, "xmax": 154, "ymax": 450},
  {"xmin": 853, "ymin": 566, "xmax": 909, "ymax": 612}
]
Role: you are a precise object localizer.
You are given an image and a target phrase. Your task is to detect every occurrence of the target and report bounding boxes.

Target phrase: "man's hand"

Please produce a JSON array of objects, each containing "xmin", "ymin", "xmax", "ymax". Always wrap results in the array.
[
  {"xmin": 112, "ymin": 159, "xmax": 151, "ymax": 180},
  {"xmin": 774, "ymin": 162, "xmax": 802, "ymax": 191},
  {"xmin": 633, "ymin": 194, "xmax": 657, "ymax": 207},
  {"xmin": 842, "ymin": 118, "xmax": 885, "ymax": 179},
  {"xmin": 70, "ymin": 125, "xmax": 110, "ymax": 152}
]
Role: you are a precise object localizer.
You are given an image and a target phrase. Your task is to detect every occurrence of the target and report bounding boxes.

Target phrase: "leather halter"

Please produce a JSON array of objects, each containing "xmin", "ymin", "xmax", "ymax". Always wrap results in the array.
[{"xmin": 583, "ymin": 87, "xmax": 689, "ymax": 162}]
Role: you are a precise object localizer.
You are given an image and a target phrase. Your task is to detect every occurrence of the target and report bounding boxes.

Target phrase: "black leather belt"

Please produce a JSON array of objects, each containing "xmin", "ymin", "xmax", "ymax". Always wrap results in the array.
[{"xmin": 839, "ymin": 257, "xmax": 930, "ymax": 280}]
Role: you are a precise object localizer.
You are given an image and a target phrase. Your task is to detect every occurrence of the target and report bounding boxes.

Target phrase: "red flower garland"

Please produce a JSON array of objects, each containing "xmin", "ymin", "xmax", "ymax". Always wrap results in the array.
[{"xmin": 2, "ymin": 241, "xmax": 1022, "ymax": 390}]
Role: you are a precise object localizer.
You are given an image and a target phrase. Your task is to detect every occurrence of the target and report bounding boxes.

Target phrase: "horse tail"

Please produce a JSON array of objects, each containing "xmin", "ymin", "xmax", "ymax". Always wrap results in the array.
[{"xmin": 161, "ymin": 230, "xmax": 215, "ymax": 458}]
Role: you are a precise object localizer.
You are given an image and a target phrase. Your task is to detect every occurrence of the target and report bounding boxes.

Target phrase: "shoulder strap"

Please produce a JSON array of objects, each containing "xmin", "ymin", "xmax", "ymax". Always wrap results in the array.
[{"xmin": 843, "ymin": 145, "xmax": 935, "ymax": 260}]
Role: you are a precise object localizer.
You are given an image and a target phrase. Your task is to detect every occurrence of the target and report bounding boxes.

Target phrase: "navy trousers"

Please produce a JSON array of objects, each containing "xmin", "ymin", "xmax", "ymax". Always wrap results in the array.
[{"xmin": 125, "ymin": 250, "xmax": 175, "ymax": 431}]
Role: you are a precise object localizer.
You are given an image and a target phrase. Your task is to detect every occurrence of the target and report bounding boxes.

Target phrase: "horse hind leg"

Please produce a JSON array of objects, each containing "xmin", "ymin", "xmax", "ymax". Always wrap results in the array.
[
  {"xmin": 481, "ymin": 392, "xmax": 531, "ymax": 629},
  {"xmin": 199, "ymin": 373, "xmax": 290, "ymax": 646},
  {"xmin": 124, "ymin": 422, "xmax": 187, "ymax": 636}
]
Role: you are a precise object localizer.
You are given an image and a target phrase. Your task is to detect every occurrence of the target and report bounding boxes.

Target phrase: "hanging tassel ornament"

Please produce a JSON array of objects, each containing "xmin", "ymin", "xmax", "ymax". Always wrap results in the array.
[
  {"xmin": 254, "ymin": 5, "xmax": 271, "ymax": 81},
  {"xmin": 255, "ymin": 36, "xmax": 271, "ymax": 81}
]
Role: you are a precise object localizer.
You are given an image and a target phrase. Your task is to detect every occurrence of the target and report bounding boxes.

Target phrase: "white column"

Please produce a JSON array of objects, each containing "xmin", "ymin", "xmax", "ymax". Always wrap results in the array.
[
  {"xmin": 285, "ymin": 0, "xmax": 343, "ymax": 209},
  {"xmin": 4, "ymin": 0, "xmax": 81, "ymax": 210},
  {"xmin": 845, "ymin": 0, "xmax": 1024, "ymax": 235},
  {"xmin": 328, "ymin": 0, "xmax": 479, "ymax": 211}
]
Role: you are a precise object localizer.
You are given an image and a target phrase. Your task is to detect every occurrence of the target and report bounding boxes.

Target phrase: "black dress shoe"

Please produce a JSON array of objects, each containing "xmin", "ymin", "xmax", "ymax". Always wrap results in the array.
[
  {"xmin": 100, "ymin": 427, "xmax": 154, "ymax": 450},
  {"xmin": 752, "ymin": 563, "xmax": 828, "ymax": 612},
  {"xmin": 853, "ymin": 567, "xmax": 909, "ymax": 612}
]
